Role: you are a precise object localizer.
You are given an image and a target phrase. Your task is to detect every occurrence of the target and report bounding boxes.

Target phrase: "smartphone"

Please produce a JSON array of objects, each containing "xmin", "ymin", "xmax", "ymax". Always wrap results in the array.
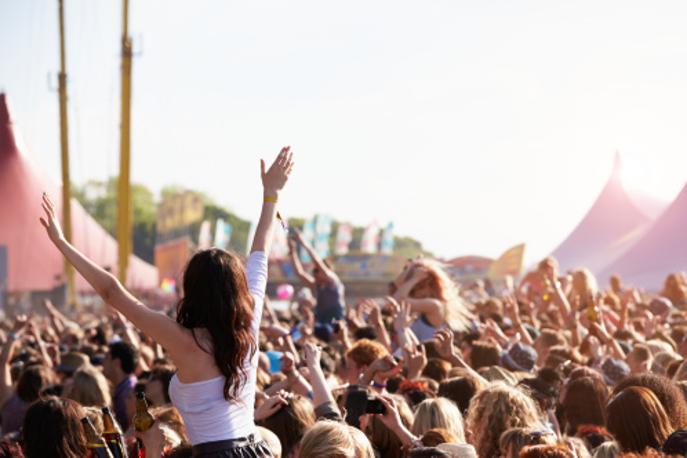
[
  {"xmin": 332, "ymin": 321, "xmax": 341, "ymax": 333},
  {"xmin": 290, "ymin": 325, "xmax": 303, "ymax": 341},
  {"xmin": 365, "ymin": 396, "xmax": 386, "ymax": 415}
]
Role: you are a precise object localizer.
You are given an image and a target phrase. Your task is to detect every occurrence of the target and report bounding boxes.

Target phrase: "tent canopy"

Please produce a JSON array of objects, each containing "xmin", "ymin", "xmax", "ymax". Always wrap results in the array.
[
  {"xmin": 0, "ymin": 93, "xmax": 158, "ymax": 292},
  {"xmin": 550, "ymin": 153, "xmax": 665, "ymax": 275},
  {"xmin": 599, "ymin": 182, "xmax": 687, "ymax": 289}
]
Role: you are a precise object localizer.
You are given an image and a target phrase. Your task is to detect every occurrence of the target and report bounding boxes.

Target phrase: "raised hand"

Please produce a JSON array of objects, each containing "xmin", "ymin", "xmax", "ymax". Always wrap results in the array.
[
  {"xmin": 12, "ymin": 314, "xmax": 29, "ymax": 334},
  {"xmin": 39, "ymin": 193, "xmax": 64, "ymax": 244},
  {"xmin": 404, "ymin": 343, "xmax": 427, "ymax": 380},
  {"xmin": 261, "ymin": 146, "xmax": 294, "ymax": 196},
  {"xmin": 254, "ymin": 392, "xmax": 288, "ymax": 421},
  {"xmin": 281, "ymin": 352, "xmax": 296, "ymax": 375},
  {"xmin": 374, "ymin": 395, "xmax": 404, "ymax": 430},
  {"xmin": 303, "ymin": 342, "xmax": 321, "ymax": 369},
  {"xmin": 433, "ymin": 328, "xmax": 456, "ymax": 361},
  {"xmin": 393, "ymin": 301, "xmax": 413, "ymax": 331}
]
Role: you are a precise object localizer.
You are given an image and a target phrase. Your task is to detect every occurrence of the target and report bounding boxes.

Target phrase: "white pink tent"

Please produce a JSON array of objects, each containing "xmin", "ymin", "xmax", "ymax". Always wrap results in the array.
[
  {"xmin": 550, "ymin": 153, "xmax": 665, "ymax": 275},
  {"xmin": 599, "ymin": 182, "xmax": 687, "ymax": 288}
]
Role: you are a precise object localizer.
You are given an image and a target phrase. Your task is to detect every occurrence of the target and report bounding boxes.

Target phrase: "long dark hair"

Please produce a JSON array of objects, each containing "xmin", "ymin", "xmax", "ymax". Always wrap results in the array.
[
  {"xmin": 22, "ymin": 396, "xmax": 87, "ymax": 458},
  {"xmin": 176, "ymin": 248, "xmax": 257, "ymax": 401}
]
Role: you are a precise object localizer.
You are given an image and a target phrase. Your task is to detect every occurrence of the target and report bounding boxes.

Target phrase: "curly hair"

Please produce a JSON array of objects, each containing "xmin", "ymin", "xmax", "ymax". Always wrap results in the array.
[{"xmin": 465, "ymin": 383, "xmax": 543, "ymax": 458}]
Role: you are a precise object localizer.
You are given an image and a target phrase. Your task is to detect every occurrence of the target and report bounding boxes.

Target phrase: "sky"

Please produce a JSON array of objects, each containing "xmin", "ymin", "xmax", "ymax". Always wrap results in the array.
[{"xmin": 1, "ymin": 0, "xmax": 686, "ymax": 263}]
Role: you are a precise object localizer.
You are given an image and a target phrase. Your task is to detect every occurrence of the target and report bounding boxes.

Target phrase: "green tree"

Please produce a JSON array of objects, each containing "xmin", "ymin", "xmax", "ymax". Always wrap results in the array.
[{"xmin": 72, "ymin": 177, "xmax": 157, "ymax": 263}]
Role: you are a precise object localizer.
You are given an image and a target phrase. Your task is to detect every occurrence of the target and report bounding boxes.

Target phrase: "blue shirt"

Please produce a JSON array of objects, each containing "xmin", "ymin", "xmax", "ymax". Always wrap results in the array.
[{"xmin": 113, "ymin": 374, "xmax": 137, "ymax": 431}]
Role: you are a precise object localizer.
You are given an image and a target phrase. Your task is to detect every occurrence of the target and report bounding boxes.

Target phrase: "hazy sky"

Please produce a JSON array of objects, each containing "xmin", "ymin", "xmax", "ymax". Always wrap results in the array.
[{"xmin": 2, "ymin": 1, "xmax": 686, "ymax": 263}]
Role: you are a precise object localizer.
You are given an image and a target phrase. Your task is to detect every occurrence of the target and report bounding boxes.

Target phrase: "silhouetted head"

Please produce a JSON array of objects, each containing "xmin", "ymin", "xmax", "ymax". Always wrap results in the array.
[{"xmin": 176, "ymin": 248, "xmax": 257, "ymax": 401}]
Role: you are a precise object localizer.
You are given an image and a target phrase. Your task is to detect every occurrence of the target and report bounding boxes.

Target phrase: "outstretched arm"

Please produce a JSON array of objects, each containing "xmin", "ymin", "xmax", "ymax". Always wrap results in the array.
[
  {"xmin": 250, "ymin": 147, "xmax": 294, "ymax": 254},
  {"xmin": 293, "ymin": 229, "xmax": 337, "ymax": 282},
  {"xmin": 288, "ymin": 238, "xmax": 316, "ymax": 288},
  {"xmin": 39, "ymin": 194, "xmax": 190, "ymax": 357}
]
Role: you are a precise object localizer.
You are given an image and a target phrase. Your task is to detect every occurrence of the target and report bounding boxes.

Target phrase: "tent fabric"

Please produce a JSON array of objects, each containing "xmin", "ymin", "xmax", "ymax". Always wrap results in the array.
[
  {"xmin": 550, "ymin": 153, "xmax": 663, "ymax": 275},
  {"xmin": 0, "ymin": 93, "xmax": 158, "ymax": 292},
  {"xmin": 599, "ymin": 182, "xmax": 687, "ymax": 289}
]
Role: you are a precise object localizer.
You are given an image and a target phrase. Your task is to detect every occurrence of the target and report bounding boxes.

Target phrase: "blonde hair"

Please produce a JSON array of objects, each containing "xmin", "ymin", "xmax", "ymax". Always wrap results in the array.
[
  {"xmin": 466, "ymin": 383, "xmax": 543, "ymax": 458},
  {"xmin": 411, "ymin": 397, "xmax": 465, "ymax": 442},
  {"xmin": 299, "ymin": 420, "xmax": 375, "ymax": 458},
  {"xmin": 65, "ymin": 366, "xmax": 111, "ymax": 408},
  {"xmin": 410, "ymin": 259, "xmax": 472, "ymax": 331},
  {"xmin": 571, "ymin": 269, "xmax": 598, "ymax": 302}
]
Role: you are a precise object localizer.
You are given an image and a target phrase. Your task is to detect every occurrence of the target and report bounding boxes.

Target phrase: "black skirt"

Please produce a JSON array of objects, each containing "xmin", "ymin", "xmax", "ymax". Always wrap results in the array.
[{"xmin": 191, "ymin": 434, "xmax": 273, "ymax": 458}]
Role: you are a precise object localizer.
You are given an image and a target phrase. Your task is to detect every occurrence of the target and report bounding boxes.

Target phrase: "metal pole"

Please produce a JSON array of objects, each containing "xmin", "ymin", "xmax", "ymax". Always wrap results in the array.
[
  {"xmin": 57, "ymin": 0, "xmax": 77, "ymax": 307},
  {"xmin": 117, "ymin": 0, "xmax": 133, "ymax": 285}
]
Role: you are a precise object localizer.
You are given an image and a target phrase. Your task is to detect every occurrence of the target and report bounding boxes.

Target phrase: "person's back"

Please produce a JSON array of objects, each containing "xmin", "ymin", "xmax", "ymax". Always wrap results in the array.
[
  {"xmin": 169, "ymin": 249, "xmax": 267, "ymax": 444},
  {"xmin": 314, "ymin": 277, "xmax": 345, "ymax": 324}
]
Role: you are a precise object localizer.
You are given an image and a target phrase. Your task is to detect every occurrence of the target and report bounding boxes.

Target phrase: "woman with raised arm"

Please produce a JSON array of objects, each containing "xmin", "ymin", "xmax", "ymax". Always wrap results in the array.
[
  {"xmin": 287, "ymin": 229, "xmax": 345, "ymax": 327},
  {"xmin": 390, "ymin": 259, "xmax": 473, "ymax": 340},
  {"xmin": 40, "ymin": 147, "xmax": 294, "ymax": 457}
]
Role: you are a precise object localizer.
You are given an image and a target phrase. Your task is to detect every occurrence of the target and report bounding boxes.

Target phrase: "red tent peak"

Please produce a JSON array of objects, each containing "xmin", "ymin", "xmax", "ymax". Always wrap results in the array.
[
  {"xmin": 0, "ymin": 93, "xmax": 10, "ymax": 125},
  {"xmin": 0, "ymin": 93, "xmax": 18, "ymax": 157}
]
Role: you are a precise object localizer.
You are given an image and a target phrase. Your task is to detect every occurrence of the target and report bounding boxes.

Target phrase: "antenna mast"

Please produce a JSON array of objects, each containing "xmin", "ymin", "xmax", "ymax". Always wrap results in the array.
[
  {"xmin": 57, "ymin": 0, "xmax": 77, "ymax": 307},
  {"xmin": 117, "ymin": 0, "xmax": 133, "ymax": 285}
]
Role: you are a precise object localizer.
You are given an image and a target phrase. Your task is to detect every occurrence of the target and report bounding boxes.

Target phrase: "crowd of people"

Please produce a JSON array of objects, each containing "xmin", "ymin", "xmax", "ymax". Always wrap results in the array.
[{"xmin": 2, "ymin": 147, "xmax": 687, "ymax": 457}]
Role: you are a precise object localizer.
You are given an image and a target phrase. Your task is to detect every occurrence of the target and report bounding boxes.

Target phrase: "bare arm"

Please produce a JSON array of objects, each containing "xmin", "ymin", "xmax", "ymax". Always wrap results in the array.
[
  {"xmin": 250, "ymin": 147, "xmax": 293, "ymax": 254},
  {"xmin": 27, "ymin": 321, "xmax": 54, "ymax": 368},
  {"xmin": 0, "ymin": 319, "xmax": 25, "ymax": 407},
  {"xmin": 304, "ymin": 343, "xmax": 339, "ymax": 411},
  {"xmin": 288, "ymin": 240, "xmax": 316, "ymax": 288},
  {"xmin": 434, "ymin": 329, "xmax": 488, "ymax": 385},
  {"xmin": 39, "ymin": 194, "xmax": 191, "ymax": 358},
  {"xmin": 294, "ymin": 230, "xmax": 338, "ymax": 281}
]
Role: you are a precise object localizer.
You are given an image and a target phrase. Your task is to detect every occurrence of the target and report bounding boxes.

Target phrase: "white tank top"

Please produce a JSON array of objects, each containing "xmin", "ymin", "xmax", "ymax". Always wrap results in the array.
[{"xmin": 168, "ymin": 251, "xmax": 267, "ymax": 445}]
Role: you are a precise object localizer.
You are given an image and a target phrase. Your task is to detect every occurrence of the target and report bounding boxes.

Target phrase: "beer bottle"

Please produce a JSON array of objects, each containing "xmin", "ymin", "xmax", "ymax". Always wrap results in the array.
[
  {"xmin": 81, "ymin": 417, "xmax": 114, "ymax": 458},
  {"xmin": 133, "ymin": 391, "xmax": 155, "ymax": 432},
  {"xmin": 101, "ymin": 407, "xmax": 128, "ymax": 458},
  {"xmin": 133, "ymin": 391, "xmax": 155, "ymax": 458}
]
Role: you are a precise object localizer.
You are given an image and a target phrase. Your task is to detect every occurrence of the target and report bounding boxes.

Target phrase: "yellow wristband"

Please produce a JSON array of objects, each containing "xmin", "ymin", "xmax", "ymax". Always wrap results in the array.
[{"xmin": 264, "ymin": 196, "xmax": 278, "ymax": 204}]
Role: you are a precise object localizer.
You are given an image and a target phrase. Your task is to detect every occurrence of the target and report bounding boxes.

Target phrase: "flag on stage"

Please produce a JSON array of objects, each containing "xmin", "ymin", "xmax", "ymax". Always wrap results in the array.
[
  {"xmin": 487, "ymin": 243, "xmax": 526, "ymax": 280},
  {"xmin": 198, "ymin": 220, "xmax": 212, "ymax": 250},
  {"xmin": 335, "ymin": 223, "xmax": 353, "ymax": 255},
  {"xmin": 380, "ymin": 222, "xmax": 395, "ymax": 255},
  {"xmin": 214, "ymin": 218, "xmax": 232, "ymax": 250},
  {"xmin": 361, "ymin": 221, "xmax": 381, "ymax": 254},
  {"xmin": 314, "ymin": 214, "xmax": 333, "ymax": 258}
]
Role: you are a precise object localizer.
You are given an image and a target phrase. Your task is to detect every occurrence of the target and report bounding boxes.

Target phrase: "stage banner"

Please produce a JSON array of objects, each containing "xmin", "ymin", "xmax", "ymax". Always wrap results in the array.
[
  {"xmin": 334, "ymin": 223, "xmax": 353, "ymax": 255},
  {"xmin": 333, "ymin": 254, "xmax": 406, "ymax": 280},
  {"xmin": 213, "ymin": 219, "xmax": 232, "ymax": 250},
  {"xmin": 488, "ymin": 243, "xmax": 526, "ymax": 280},
  {"xmin": 156, "ymin": 191, "xmax": 204, "ymax": 236},
  {"xmin": 154, "ymin": 237, "xmax": 192, "ymax": 287},
  {"xmin": 361, "ymin": 221, "xmax": 380, "ymax": 254},
  {"xmin": 380, "ymin": 222, "xmax": 395, "ymax": 255}
]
